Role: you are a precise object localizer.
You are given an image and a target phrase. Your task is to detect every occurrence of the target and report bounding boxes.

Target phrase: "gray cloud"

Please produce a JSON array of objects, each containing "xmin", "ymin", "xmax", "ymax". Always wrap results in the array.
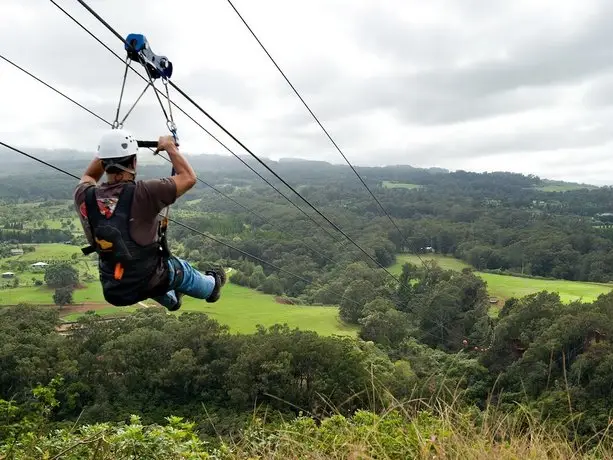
[
  {"xmin": 4, "ymin": 0, "xmax": 613, "ymax": 185},
  {"xmin": 180, "ymin": 67, "xmax": 259, "ymax": 109},
  {"xmin": 299, "ymin": 0, "xmax": 613, "ymax": 125}
]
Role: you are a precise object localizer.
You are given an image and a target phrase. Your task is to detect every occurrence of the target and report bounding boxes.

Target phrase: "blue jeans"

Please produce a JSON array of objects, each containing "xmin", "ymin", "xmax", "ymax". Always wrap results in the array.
[{"xmin": 152, "ymin": 257, "xmax": 215, "ymax": 309}]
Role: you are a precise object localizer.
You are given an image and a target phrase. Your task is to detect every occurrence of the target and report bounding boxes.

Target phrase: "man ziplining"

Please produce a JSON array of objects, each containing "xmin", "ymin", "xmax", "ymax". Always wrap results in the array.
[{"xmin": 73, "ymin": 128, "xmax": 226, "ymax": 311}]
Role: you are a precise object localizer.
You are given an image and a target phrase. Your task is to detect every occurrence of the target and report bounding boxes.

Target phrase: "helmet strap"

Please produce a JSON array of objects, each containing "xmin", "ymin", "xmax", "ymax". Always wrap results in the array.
[
  {"xmin": 109, "ymin": 164, "xmax": 136, "ymax": 176},
  {"xmin": 103, "ymin": 163, "xmax": 136, "ymax": 183}
]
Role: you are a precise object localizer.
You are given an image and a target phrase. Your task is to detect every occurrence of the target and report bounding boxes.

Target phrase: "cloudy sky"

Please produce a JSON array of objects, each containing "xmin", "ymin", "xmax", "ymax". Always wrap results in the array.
[{"xmin": 2, "ymin": 0, "xmax": 613, "ymax": 184}]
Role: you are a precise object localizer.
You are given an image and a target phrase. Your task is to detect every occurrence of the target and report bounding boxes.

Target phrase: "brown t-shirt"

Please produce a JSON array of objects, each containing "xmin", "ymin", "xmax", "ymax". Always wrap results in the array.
[{"xmin": 73, "ymin": 178, "xmax": 177, "ymax": 289}]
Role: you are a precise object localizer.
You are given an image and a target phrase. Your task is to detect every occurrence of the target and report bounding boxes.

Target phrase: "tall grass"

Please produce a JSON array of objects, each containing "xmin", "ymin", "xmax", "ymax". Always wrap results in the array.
[
  {"xmin": 220, "ymin": 365, "xmax": 613, "ymax": 460},
  {"xmin": 229, "ymin": 393, "xmax": 612, "ymax": 459}
]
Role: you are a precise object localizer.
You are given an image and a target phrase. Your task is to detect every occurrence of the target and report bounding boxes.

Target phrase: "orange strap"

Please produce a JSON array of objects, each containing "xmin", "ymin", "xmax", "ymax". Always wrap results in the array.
[{"xmin": 114, "ymin": 263, "xmax": 124, "ymax": 280}]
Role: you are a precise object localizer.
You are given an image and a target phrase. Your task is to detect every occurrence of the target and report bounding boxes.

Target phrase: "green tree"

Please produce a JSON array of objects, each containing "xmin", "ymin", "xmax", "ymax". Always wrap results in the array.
[
  {"xmin": 44, "ymin": 263, "xmax": 78, "ymax": 288},
  {"xmin": 339, "ymin": 280, "xmax": 377, "ymax": 324},
  {"xmin": 359, "ymin": 299, "xmax": 411, "ymax": 348},
  {"xmin": 261, "ymin": 274, "xmax": 284, "ymax": 295},
  {"xmin": 53, "ymin": 286, "xmax": 73, "ymax": 308}
]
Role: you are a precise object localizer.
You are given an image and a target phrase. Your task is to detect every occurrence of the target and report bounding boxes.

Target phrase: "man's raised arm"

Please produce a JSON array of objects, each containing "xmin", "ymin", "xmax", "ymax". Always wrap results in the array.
[
  {"xmin": 79, "ymin": 157, "xmax": 105, "ymax": 186},
  {"xmin": 156, "ymin": 135, "xmax": 197, "ymax": 198}
]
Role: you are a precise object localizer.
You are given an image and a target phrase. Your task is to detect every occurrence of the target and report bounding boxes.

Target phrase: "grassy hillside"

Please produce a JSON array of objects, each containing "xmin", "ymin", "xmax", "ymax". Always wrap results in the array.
[
  {"xmin": 392, "ymin": 254, "xmax": 613, "ymax": 303},
  {"xmin": 534, "ymin": 180, "xmax": 599, "ymax": 192},
  {"xmin": 6, "ymin": 389, "xmax": 611, "ymax": 459},
  {"xmin": 382, "ymin": 180, "xmax": 422, "ymax": 189}
]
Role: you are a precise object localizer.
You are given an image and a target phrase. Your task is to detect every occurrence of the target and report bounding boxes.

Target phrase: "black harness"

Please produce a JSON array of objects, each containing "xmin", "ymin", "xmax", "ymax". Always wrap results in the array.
[{"xmin": 81, "ymin": 182, "xmax": 170, "ymax": 306}]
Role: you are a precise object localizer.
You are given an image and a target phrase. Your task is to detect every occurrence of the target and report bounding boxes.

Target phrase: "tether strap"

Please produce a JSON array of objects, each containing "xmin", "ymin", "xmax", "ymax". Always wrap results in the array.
[
  {"xmin": 140, "ymin": 53, "xmax": 178, "ymax": 144},
  {"xmin": 119, "ymin": 82, "xmax": 150, "ymax": 127},
  {"xmin": 112, "ymin": 57, "xmax": 131, "ymax": 129}
]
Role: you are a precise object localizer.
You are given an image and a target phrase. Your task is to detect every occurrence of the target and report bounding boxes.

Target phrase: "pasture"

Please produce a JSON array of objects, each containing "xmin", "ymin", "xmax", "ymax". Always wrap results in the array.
[
  {"xmin": 534, "ymin": 182, "xmax": 598, "ymax": 192},
  {"xmin": 178, "ymin": 283, "xmax": 356, "ymax": 336},
  {"xmin": 0, "ymin": 243, "xmax": 94, "ymax": 289},
  {"xmin": 58, "ymin": 282, "xmax": 356, "ymax": 337},
  {"xmin": 0, "ymin": 243, "xmax": 355, "ymax": 337},
  {"xmin": 6, "ymin": 243, "xmax": 81, "ymax": 261},
  {"xmin": 382, "ymin": 181, "xmax": 422, "ymax": 190},
  {"xmin": 392, "ymin": 254, "xmax": 613, "ymax": 304}
]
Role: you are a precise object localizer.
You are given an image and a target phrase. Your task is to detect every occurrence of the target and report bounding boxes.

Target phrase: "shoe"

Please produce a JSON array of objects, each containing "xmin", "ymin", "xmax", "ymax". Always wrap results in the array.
[{"xmin": 205, "ymin": 268, "xmax": 227, "ymax": 303}]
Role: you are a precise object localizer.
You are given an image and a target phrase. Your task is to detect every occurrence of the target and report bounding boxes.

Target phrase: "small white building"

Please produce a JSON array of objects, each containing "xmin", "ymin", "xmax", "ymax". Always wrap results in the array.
[
  {"xmin": 10, "ymin": 249, "xmax": 23, "ymax": 256},
  {"xmin": 1, "ymin": 272, "xmax": 15, "ymax": 279},
  {"xmin": 31, "ymin": 262, "xmax": 49, "ymax": 271}
]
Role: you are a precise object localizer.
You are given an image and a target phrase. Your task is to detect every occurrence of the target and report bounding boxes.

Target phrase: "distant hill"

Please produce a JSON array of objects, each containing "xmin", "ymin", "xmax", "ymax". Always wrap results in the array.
[{"xmin": 1, "ymin": 144, "xmax": 606, "ymax": 198}]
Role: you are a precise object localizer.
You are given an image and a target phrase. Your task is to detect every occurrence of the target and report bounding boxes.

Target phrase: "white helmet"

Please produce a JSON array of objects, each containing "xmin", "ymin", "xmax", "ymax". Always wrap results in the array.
[{"xmin": 97, "ymin": 128, "xmax": 139, "ymax": 159}]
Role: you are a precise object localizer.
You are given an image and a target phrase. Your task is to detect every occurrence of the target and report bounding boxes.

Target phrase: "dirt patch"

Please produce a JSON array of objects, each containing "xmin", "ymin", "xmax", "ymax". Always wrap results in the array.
[
  {"xmin": 3, "ymin": 301, "xmax": 144, "ymax": 317},
  {"xmin": 275, "ymin": 296, "xmax": 296, "ymax": 305},
  {"xmin": 58, "ymin": 302, "xmax": 111, "ymax": 315}
]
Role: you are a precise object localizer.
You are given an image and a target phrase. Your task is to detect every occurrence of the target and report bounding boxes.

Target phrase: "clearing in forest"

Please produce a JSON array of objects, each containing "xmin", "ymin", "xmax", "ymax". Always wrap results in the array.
[
  {"xmin": 382, "ymin": 181, "xmax": 422, "ymax": 190},
  {"xmin": 392, "ymin": 254, "xmax": 613, "ymax": 304}
]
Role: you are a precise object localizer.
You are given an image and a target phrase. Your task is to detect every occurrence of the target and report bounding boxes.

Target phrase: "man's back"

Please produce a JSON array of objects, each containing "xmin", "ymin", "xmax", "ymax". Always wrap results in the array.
[{"xmin": 73, "ymin": 178, "xmax": 177, "ymax": 247}]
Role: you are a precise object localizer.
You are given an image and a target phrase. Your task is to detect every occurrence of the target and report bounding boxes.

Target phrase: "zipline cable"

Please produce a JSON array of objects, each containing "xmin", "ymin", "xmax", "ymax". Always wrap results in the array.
[
  {"xmin": 155, "ymin": 154, "xmax": 339, "ymax": 265},
  {"xmin": 0, "ymin": 141, "xmax": 80, "ymax": 180},
  {"xmin": 224, "ymin": 0, "xmax": 428, "ymax": 267},
  {"xmin": 48, "ymin": 0, "xmax": 346, "ymax": 247},
  {"xmin": 73, "ymin": 0, "xmax": 400, "ymax": 282},
  {"xmin": 0, "ymin": 141, "xmax": 370, "ymax": 309},
  {"xmin": 0, "ymin": 54, "xmax": 110, "ymax": 127},
  {"xmin": 0, "ymin": 51, "xmax": 337, "ymax": 266}
]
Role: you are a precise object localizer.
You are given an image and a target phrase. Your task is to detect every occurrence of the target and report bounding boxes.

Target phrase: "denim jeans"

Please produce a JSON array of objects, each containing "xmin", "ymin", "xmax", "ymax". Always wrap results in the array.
[{"xmin": 152, "ymin": 256, "xmax": 215, "ymax": 309}]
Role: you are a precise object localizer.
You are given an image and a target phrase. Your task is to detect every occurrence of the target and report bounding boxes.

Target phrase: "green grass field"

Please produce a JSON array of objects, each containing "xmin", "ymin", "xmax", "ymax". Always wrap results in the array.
[
  {"xmin": 382, "ymin": 181, "xmax": 422, "ymax": 190},
  {"xmin": 1, "ymin": 244, "xmax": 95, "ymax": 288},
  {"xmin": 0, "ymin": 282, "xmax": 355, "ymax": 336},
  {"xmin": 7, "ymin": 243, "xmax": 81, "ymax": 262},
  {"xmin": 392, "ymin": 254, "xmax": 613, "ymax": 304},
  {"xmin": 0, "ymin": 281, "xmax": 106, "ymax": 305},
  {"xmin": 534, "ymin": 182, "xmax": 599, "ymax": 192},
  {"xmin": 0, "ymin": 248, "xmax": 355, "ymax": 337},
  {"xmin": 177, "ymin": 283, "xmax": 356, "ymax": 336},
  {"xmin": 22, "ymin": 218, "xmax": 80, "ymax": 231}
]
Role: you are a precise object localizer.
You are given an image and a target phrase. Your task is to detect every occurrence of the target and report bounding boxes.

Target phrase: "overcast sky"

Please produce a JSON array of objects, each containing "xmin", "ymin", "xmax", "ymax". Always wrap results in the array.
[{"xmin": 2, "ymin": 0, "xmax": 613, "ymax": 184}]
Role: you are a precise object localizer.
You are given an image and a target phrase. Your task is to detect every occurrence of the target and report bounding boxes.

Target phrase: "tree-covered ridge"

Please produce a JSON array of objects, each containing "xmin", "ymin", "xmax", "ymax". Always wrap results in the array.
[{"xmin": 4, "ymin": 158, "xmax": 613, "ymax": 285}]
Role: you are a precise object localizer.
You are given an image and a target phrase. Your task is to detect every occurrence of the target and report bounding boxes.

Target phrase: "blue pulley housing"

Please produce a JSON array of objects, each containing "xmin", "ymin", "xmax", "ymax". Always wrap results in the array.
[{"xmin": 125, "ymin": 33, "xmax": 173, "ymax": 80}]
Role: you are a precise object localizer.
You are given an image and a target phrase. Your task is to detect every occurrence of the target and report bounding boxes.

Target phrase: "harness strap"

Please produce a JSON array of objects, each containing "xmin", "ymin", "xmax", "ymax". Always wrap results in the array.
[
  {"xmin": 81, "ymin": 184, "xmax": 97, "ymax": 255},
  {"xmin": 81, "ymin": 182, "xmax": 136, "ymax": 257}
]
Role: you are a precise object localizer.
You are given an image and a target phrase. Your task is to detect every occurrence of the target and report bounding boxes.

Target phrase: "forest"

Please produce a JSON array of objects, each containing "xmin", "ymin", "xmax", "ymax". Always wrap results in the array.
[{"xmin": 2, "ymin": 153, "xmax": 613, "ymax": 457}]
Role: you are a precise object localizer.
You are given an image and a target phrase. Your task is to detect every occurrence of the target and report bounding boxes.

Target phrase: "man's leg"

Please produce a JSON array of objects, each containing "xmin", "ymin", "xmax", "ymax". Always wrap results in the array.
[
  {"xmin": 171, "ymin": 257, "xmax": 216, "ymax": 300},
  {"xmin": 153, "ymin": 257, "xmax": 223, "ymax": 310}
]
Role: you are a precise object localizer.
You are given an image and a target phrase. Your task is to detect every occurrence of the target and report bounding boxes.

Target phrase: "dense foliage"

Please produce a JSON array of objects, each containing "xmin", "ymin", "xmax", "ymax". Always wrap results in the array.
[
  {"xmin": 4, "ymin": 383, "xmax": 610, "ymax": 459},
  {"xmin": 2, "ymin": 283, "xmax": 613, "ymax": 454}
]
